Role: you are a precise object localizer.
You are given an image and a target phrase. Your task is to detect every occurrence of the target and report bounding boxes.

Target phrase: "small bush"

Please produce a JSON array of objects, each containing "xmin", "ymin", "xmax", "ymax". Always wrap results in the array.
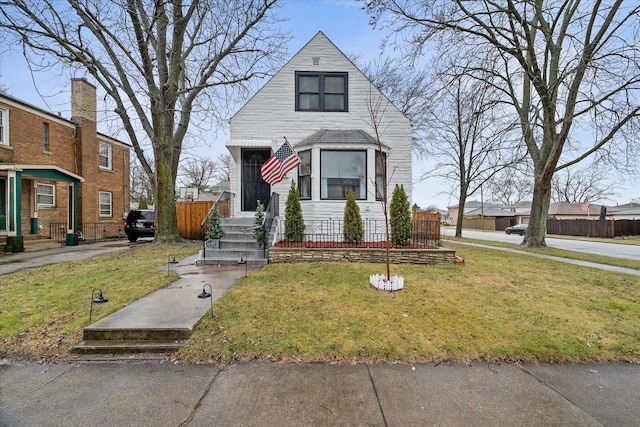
[
  {"xmin": 253, "ymin": 201, "xmax": 267, "ymax": 247},
  {"xmin": 285, "ymin": 180, "xmax": 304, "ymax": 242},
  {"xmin": 343, "ymin": 191, "xmax": 363, "ymax": 244},
  {"xmin": 206, "ymin": 205, "xmax": 224, "ymax": 239},
  {"xmin": 390, "ymin": 184, "xmax": 412, "ymax": 245}
]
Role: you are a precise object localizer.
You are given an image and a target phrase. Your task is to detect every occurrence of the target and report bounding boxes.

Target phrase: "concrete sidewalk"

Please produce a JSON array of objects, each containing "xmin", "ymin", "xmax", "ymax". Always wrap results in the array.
[
  {"xmin": 2, "ymin": 359, "xmax": 640, "ymax": 426},
  {"xmin": 2, "ymin": 240, "xmax": 640, "ymax": 426}
]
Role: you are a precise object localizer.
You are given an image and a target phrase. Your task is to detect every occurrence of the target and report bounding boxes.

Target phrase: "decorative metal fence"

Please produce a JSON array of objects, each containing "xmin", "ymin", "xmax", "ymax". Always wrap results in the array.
[
  {"xmin": 274, "ymin": 218, "xmax": 441, "ymax": 248},
  {"xmin": 50, "ymin": 222, "xmax": 125, "ymax": 243}
]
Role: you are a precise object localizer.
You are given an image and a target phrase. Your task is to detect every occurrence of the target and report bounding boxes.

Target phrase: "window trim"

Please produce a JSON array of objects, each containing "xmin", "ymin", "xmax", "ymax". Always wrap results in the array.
[
  {"xmin": 42, "ymin": 122, "xmax": 50, "ymax": 152},
  {"xmin": 320, "ymin": 149, "xmax": 367, "ymax": 200},
  {"xmin": 99, "ymin": 191, "xmax": 113, "ymax": 218},
  {"xmin": 36, "ymin": 183, "xmax": 55, "ymax": 207},
  {"xmin": 0, "ymin": 107, "xmax": 9, "ymax": 146},
  {"xmin": 295, "ymin": 72, "xmax": 348, "ymax": 112},
  {"xmin": 298, "ymin": 149, "xmax": 312, "ymax": 200},
  {"xmin": 99, "ymin": 142, "xmax": 112, "ymax": 170}
]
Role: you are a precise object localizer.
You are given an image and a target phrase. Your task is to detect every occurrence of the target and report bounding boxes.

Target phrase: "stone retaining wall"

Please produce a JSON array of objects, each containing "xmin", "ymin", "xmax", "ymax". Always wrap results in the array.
[{"xmin": 268, "ymin": 247, "xmax": 457, "ymax": 265}]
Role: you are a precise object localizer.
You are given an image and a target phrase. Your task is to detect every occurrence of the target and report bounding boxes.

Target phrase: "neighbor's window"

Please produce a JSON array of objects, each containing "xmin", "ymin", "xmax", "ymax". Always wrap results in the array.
[
  {"xmin": 42, "ymin": 122, "xmax": 50, "ymax": 152},
  {"xmin": 298, "ymin": 150, "xmax": 311, "ymax": 200},
  {"xmin": 0, "ymin": 107, "xmax": 8, "ymax": 145},
  {"xmin": 295, "ymin": 72, "xmax": 348, "ymax": 112},
  {"xmin": 375, "ymin": 151, "xmax": 386, "ymax": 201},
  {"xmin": 320, "ymin": 150, "xmax": 366, "ymax": 200},
  {"xmin": 99, "ymin": 142, "xmax": 112, "ymax": 170},
  {"xmin": 99, "ymin": 191, "xmax": 112, "ymax": 217},
  {"xmin": 36, "ymin": 183, "xmax": 55, "ymax": 207}
]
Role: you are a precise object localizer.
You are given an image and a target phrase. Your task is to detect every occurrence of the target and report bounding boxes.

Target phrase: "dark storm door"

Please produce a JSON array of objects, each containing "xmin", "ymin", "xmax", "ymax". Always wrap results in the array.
[{"xmin": 241, "ymin": 149, "xmax": 271, "ymax": 212}]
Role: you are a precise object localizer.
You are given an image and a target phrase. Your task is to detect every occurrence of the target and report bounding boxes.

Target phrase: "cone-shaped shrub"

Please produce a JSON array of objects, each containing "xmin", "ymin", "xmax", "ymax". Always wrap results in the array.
[
  {"xmin": 253, "ymin": 201, "xmax": 266, "ymax": 246},
  {"xmin": 206, "ymin": 205, "xmax": 225, "ymax": 239},
  {"xmin": 285, "ymin": 180, "xmax": 304, "ymax": 242},
  {"xmin": 343, "ymin": 191, "xmax": 363, "ymax": 244},
  {"xmin": 390, "ymin": 184, "xmax": 412, "ymax": 245}
]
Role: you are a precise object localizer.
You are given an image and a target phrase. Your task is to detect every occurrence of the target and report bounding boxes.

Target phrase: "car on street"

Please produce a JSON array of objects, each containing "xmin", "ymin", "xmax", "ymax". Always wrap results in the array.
[
  {"xmin": 124, "ymin": 209, "xmax": 156, "ymax": 242},
  {"xmin": 505, "ymin": 223, "xmax": 528, "ymax": 235}
]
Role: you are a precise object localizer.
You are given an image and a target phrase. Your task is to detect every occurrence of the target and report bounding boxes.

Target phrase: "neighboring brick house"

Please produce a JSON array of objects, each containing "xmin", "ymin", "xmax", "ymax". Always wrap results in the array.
[{"xmin": 0, "ymin": 78, "xmax": 130, "ymax": 251}]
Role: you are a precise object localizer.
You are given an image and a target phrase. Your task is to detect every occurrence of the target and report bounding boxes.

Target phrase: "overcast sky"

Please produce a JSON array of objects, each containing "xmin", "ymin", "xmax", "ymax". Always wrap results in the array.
[{"xmin": 1, "ymin": 0, "xmax": 637, "ymax": 208}]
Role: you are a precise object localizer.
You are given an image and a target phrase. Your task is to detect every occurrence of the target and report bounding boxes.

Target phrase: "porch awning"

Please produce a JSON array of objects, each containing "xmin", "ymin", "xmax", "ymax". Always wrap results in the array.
[
  {"xmin": 225, "ymin": 139, "xmax": 275, "ymax": 148},
  {"xmin": 0, "ymin": 164, "xmax": 85, "ymax": 182}
]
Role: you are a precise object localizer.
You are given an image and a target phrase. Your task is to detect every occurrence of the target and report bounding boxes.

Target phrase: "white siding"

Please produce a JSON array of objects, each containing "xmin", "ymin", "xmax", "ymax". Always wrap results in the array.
[{"xmin": 228, "ymin": 32, "xmax": 412, "ymax": 222}]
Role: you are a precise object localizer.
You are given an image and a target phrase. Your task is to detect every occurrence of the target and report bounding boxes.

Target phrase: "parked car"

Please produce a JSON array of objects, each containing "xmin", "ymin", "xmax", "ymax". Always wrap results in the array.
[
  {"xmin": 124, "ymin": 209, "xmax": 156, "ymax": 242},
  {"xmin": 505, "ymin": 223, "xmax": 528, "ymax": 235}
]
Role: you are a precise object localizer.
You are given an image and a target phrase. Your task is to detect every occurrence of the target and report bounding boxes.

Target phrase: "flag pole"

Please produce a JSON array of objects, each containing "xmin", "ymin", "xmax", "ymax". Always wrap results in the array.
[{"xmin": 284, "ymin": 136, "xmax": 310, "ymax": 175}]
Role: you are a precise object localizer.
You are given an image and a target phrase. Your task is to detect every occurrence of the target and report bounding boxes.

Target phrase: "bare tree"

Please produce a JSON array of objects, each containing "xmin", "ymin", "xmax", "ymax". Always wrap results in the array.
[
  {"xmin": 424, "ymin": 63, "xmax": 524, "ymax": 237},
  {"xmin": 484, "ymin": 165, "xmax": 534, "ymax": 206},
  {"xmin": 552, "ymin": 166, "xmax": 619, "ymax": 204},
  {"xmin": 213, "ymin": 153, "xmax": 232, "ymax": 184},
  {"xmin": 130, "ymin": 159, "xmax": 154, "ymax": 206},
  {"xmin": 178, "ymin": 157, "xmax": 217, "ymax": 192},
  {"xmin": 0, "ymin": 0, "xmax": 288, "ymax": 243},
  {"xmin": 365, "ymin": 1, "xmax": 640, "ymax": 247}
]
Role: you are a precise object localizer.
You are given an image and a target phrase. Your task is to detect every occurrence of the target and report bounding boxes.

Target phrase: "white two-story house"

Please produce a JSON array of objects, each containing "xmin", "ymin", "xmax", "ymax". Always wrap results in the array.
[{"xmin": 226, "ymin": 32, "xmax": 412, "ymax": 223}]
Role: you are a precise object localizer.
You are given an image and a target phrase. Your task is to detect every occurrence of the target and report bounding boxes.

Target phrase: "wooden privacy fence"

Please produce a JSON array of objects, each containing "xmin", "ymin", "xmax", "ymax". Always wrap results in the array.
[
  {"xmin": 176, "ymin": 200, "xmax": 230, "ymax": 240},
  {"xmin": 412, "ymin": 212, "xmax": 441, "ymax": 241},
  {"xmin": 546, "ymin": 218, "xmax": 640, "ymax": 238}
]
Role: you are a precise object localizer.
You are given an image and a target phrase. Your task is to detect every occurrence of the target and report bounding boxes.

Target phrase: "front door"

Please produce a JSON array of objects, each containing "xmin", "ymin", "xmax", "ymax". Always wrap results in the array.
[{"xmin": 241, "ymin": 149, "xmax": 271, "ymax": 212}]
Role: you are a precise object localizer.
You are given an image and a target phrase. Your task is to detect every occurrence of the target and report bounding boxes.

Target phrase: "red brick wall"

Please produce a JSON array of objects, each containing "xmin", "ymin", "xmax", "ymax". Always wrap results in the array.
[{"xmin": 0, "ymin": 87, "xmax": 130, "ymax": 234}]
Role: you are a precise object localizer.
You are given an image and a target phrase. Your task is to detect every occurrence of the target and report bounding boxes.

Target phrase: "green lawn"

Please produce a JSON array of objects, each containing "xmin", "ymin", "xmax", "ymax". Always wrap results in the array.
[
  {"xmin": 181, "ymin": 243, "xmax": 640, "ymax": 365},
  {"xmin": 0, "ymin": 243, "xmax": 199, "ymax": 361}
]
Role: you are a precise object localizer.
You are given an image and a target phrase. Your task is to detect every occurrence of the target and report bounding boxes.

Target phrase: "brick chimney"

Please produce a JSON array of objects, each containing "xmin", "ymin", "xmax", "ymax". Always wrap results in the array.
[
  {"xmin": 71, "ymin": 78, "xmax": 98, "ymax": 224},
  {"xmin": 71, "ymin": 78, "xmax": 97, "ymax": 122}
]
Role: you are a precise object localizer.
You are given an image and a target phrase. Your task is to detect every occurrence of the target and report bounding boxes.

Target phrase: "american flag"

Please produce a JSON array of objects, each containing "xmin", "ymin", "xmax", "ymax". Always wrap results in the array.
[
  {"xmin": 260, "ymin": 141, "xmax": 301, "ymax": 186},
  {"xmin": 581, "ymin": 199, "xmax": 590, "ymax": 212}
]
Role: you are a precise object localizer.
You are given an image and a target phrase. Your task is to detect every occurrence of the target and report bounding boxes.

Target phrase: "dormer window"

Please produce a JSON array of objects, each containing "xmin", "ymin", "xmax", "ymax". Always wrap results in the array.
[{"xmin": 295, "ymin": 72, "xmax": 348, "ymax": 112}]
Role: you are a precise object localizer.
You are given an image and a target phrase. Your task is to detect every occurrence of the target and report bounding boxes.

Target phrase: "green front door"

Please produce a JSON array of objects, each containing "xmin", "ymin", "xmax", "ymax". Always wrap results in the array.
[{"xmin": 0, "ymin": 178, "xmax": 5, "ymax": 230}]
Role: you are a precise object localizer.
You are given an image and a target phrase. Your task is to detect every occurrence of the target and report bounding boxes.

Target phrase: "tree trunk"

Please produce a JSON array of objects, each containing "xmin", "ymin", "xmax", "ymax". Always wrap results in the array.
[
  {"xmin": 153, "ymin": 129, "xmax": 181, "ymax": 244},
  {"xmin": 454, "ymin": 185, "xmax": 467, "ymax": 238},
  {"xmin": 522, "ymin": 173, "xmax": 552, "ymax": 248}
]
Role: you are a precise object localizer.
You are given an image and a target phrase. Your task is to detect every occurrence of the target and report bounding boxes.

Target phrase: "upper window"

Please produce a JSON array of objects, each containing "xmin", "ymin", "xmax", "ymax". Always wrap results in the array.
[
  {"xmin": 295, "ymin": 72, "xmax": 348, "ymax": 112},
  {"xmin": 42, "ymin": 122, "xmax": 50, "ymax": 152},
  {"xmin": 99, "ymin": 142, "xmax": 112, "ymax": 170},
  {"xmin": 99, "ymin": 191, "xmax": 112, "ymax": 217},
  {"xmin": 36, "ymin": 183, "xmax": 55, "ymax": 207},
  {"xmin": 298, "ymin": 150, "xmax": 311, "ymax": 200},
  {"xmin": 0, "ymin": 107, "xmax": 8, "ymax": 145},
  {"xmin": 320, "ymin": 150, "xmax": 366, "ymax": 200}
]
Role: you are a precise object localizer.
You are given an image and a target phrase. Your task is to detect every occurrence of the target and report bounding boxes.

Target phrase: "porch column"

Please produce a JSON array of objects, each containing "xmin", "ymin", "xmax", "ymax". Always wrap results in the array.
[
  {"xmin": 6, "ymin": 170, "xmax": 24, "ymax": 252},
  {"xmin": 30, "ymin": 180, "xmax": 39, "ymax": 235},
  {"xmin": 65, "ymin": 183, "xmax": 79, "ymax": 246}
]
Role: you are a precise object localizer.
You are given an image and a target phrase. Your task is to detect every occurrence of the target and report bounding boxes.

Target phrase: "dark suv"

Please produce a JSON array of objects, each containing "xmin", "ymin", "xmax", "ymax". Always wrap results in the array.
[{"xmin": 124, "ymin": 209, "xmax": 156, "ymax": 242}]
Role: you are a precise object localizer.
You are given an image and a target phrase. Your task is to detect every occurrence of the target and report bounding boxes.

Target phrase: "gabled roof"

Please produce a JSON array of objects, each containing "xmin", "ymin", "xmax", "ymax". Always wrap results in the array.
[
  {"xmin": 295, "ymin": 129, "xmax": 390, "ymax": 149},
  {"xmin": 547, "ymin": 201, "xmax": 601, "ymax": 216},
  {"xmin": 230, "ymin": 31, "xmax": 410, "ymax": 122},
  {"xmin": 465, "ymin": 207, "xmax": 516, "ymax": 217}
]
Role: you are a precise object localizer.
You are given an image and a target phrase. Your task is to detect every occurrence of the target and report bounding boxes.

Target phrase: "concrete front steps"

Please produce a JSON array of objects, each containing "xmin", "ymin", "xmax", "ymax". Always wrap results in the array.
[
  {"xmin": 1, "ymin": 234, "xmax": 64, "ymax": 253},
  {"xmin": 198, "ymin": 217, "xmax": 271, "ymax": 267},
  {"xmin": 73, "ymin": 328, "xmax": 189, "ymax": 354}
]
